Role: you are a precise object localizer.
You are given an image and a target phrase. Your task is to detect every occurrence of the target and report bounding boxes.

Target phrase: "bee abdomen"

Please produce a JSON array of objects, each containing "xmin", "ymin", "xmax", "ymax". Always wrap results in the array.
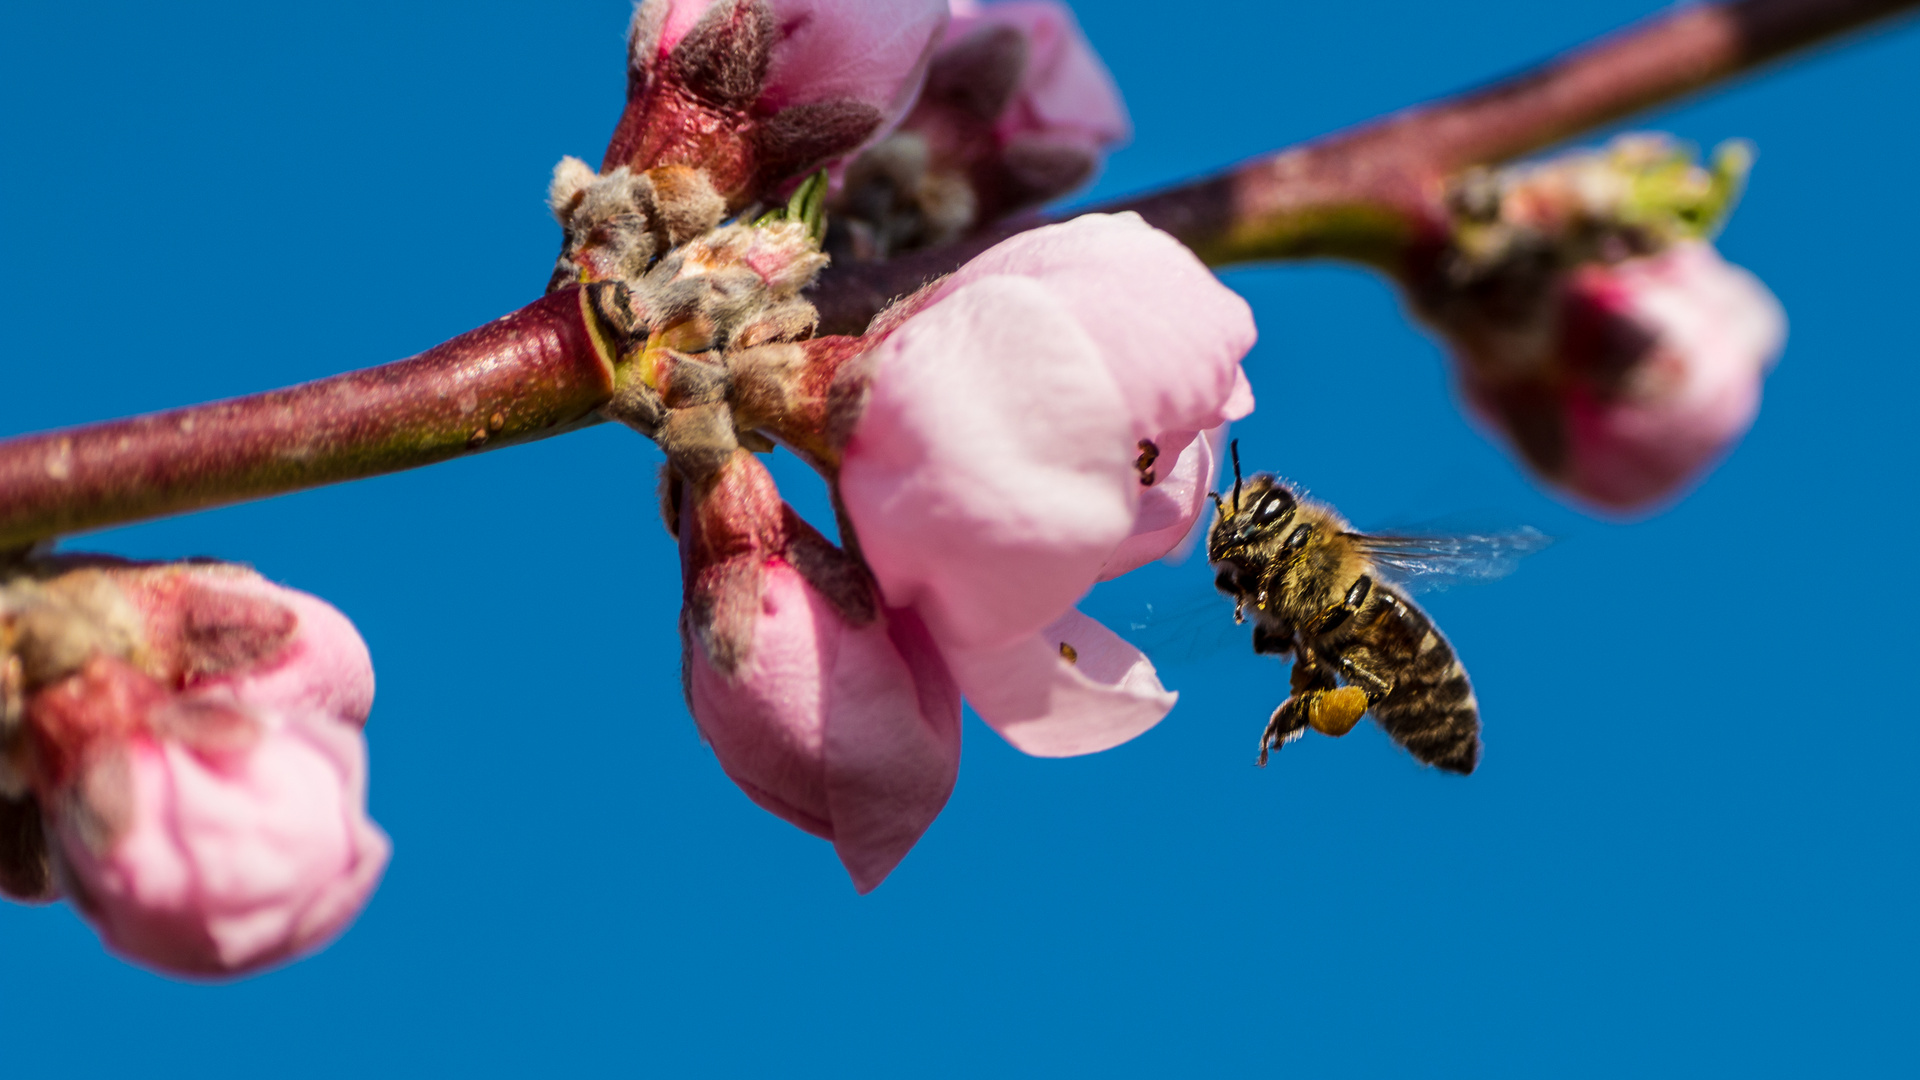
[{"xmin": 1351, "ymin": 595, "xmax": 1482, "ymax": 775}]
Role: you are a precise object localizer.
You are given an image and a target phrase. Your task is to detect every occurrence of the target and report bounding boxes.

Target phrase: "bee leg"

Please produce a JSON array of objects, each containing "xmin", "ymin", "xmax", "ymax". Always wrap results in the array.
[
  {"xmin": 1258, "ymin": 645, "xmax": 1358, "ymax": 765},
  {"xmin": 1259, "ymin": 683, "xmax": 1372, "ymax": 763},
  {"xmin": 1290, "ymin": 650, "xmax": 1338, "ymax": 694},
  {"xmin": 1337, "ymin": 655, "xmax": 1394, "ymax": 705},
  {"xmin": 1259, "ymin": 653, "xmax": 1333, "ymax": 765},
  {"xmin": 1257, "ymin": 698, "xmax": 1311, "ymax": 767},
  {"xmin": 1251, "ymin": 624, "xmax": 1292, "ymax": 656},
  {"xmin": 1305, "ymin": 575, "xmax": 1374, "ymax": 636}
]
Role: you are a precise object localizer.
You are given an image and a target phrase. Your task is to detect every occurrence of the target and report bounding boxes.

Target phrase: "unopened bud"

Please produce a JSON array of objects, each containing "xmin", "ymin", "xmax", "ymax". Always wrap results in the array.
[
  {"xmin": 677, "ymin": 449, "xmax": 958, "ymax": 892},
  {"xmin": 830, "ymin": 0, "xmax": 1129, "ymax": 257},
  {"xmin": 0, "ymin": 558, "xmax": 387, "ymax": 976},
  {"xmin": 603, "ymin": 0, "xmax": 948, "ymax": 208},
  {"xmin": 587, "ymin": 212, "xmax": 837, "ymax": 476},
  {"xmin": 1412, "ymin": 136, "xmax": 1781, "ymax": 513},
  {"xmin": 548, "ymin": 164, "xmax": 727, "ymax": 293},
  {"xmin": 1433, "ymin": 135, "xmax": 1751, "ymax": 296}
]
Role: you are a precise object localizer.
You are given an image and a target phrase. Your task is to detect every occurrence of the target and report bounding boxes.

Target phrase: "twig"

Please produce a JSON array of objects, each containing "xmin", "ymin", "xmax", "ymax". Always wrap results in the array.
[{"xmin": 0, "ymin": 291, "xmax": 616, "ymax": 548}]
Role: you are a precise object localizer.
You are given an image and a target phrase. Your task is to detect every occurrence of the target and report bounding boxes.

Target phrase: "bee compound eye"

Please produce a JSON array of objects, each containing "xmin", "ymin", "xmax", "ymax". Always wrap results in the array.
[{"xmin": 1255, "ymin": 488, "xmax": 1295, "ymax": 524}]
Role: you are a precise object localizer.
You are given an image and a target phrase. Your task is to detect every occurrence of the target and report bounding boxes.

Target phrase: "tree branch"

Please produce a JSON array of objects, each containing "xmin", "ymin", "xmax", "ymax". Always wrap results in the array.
[
  {"xmin": 810, "ymin": 0, "xmax": 1919, "ymax": 333},
  {"xmin": 1, "ymin": 0, "xmax": 1911, "ymax": 547},
  {"xmin": 0, "ymin": 291, "xmax": 617, "ymax": 549}
]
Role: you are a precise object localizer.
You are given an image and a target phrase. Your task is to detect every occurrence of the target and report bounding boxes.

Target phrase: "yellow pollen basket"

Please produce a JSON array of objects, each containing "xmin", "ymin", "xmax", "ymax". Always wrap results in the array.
[{"xmin": 1307, "ymin": 686, "xmax": 1368, "ymax": 737}]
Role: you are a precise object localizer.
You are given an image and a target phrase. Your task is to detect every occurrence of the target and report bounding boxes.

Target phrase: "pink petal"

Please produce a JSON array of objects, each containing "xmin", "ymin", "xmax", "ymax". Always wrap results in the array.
[
  {"xmin": 1222, "ymin": 365, "xmax": 1256, "ymax": 422},
  {"xmin": 945, "ymin": 609, "xmax": 1175, "ymax": 757},
  {"xmin": 52, "ymin": 713, "xmax": 389, "ymax": 979},
  {"xmin": 759, "ymin": 0, "xmax": 952, "ymax": 125},
  {"xmin": 953, "ymin": 2, "xmax": 1130, "ymax": 147},
  {"xmin": 116, "ymin": 565, "xmax": 376, "ymax": 730},
  {"xmin": 687, "ymin": 565, "xmax": 837, "ymax": 835},
  {"xmin": 931, "ymin": 213, "xmax": 1257, "ymax": 439},
  {"xmin": 841, "ymin": 274, "xmax": 1138, "ymax": 650},
  {"xmin": 1563, "ymin": 242, "xmax": 1785, "ymax": 509},
  {"xmin": 656, "ymin": 0, "xmax": 719, "ymax": 53},
  {"xmin": 1100, "ymin": 422, "xmax": 1227, "ymax": 579},
  {"xmin": 824, "ymin": 605, "xmax": 961, "ymax": 893},
  {"xmin": 198, "ymin": 580, "xmax": 374, "ymax": 731},
  {"xmin": 686, "ymin": 563, "xmax": 961, "ymax": 891}
]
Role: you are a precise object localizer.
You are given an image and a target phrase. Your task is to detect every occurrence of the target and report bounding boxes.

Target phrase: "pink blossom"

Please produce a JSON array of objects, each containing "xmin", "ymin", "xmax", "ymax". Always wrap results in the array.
[
  {"xmin": 1461, "ymin": 242, "xmax": 1785, "ymax": 512},
  {"xmin": 605, "ymin": 0, "xmax": 951, "ymax": 203},
  {"xmin": 680, "ymin": 451, "xmax": 961, "ymax": 892},
  {"xmin": 18, "ymin": 564, "xmax": 387, "ymax": 977},
  {"xmin": 837, "ymin": 212, "xmax": 1256, "ymax": 756}
]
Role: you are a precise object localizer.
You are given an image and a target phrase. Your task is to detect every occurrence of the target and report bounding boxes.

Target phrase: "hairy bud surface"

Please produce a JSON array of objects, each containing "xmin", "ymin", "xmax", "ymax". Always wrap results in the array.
[{"xmin": 0, "ymin": 561, "xmax": 387, "ymax": 976}]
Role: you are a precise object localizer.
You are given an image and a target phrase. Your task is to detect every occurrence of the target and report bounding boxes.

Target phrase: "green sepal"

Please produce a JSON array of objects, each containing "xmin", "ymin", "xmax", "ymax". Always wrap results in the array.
[
  {"xmin": 751, "ymin": 170, "xmax": 831, "ymax": 244},
  {"xmin": 1619, "ymin": 138, "xmax": 1753, "ymax": 242}
]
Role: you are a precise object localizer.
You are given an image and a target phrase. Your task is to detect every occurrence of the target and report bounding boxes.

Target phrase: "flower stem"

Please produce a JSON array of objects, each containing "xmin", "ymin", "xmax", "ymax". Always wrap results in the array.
[{"xmin": 0, "ymin": 0, "xmax": 1910, "ymax": 545}]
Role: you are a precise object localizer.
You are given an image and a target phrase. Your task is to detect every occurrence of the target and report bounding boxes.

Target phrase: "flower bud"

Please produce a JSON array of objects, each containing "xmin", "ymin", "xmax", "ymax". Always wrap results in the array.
[
  {"xmin": 1458, "ymin": 242, "xmax": 1784, "ymax": 510},
  {"xmin": 1, "ymin": 561, "xmax": 387, "ymax": 976},
  {"xmin": 589, "ymin": 212, "xmax": 837, "ymax": 480},
  {"xmin": 832, "ymin": 0, "xmax": 1130, "ymax": 257},
  {"xmin": 603, "ymin": 0, "xmax": 951, "ymax": 207},
  {"xmin": 548, "ymin": 163, "xmax": 728, "ymax": 293},
  {"xmin": 679, "ymin": 451, "xmax": 960, "ymax": 892},
  {"xmin": 1413, "ymin": 137, "xmax": 1783, "ymax": 512}
]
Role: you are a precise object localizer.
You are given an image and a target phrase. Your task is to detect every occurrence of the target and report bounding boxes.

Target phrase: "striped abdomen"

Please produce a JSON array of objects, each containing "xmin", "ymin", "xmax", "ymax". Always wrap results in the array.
[{"xmin": 1344, "ymin": 587, "xmax": 1481, "ymax": 774}]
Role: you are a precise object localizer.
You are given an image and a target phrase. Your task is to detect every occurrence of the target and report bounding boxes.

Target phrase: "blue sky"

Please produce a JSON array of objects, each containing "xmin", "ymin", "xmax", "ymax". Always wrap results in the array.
[{"xmin": 2, "ymin": 2, "xmax": 1916, "ymax": 1075}]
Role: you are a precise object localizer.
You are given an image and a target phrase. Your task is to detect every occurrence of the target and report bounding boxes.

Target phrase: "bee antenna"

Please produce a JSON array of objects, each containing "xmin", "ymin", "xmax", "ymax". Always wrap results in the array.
[
  {"xmin": 1230, "ymin": 439, "xmax": 1244, "ymax": 513},
  {"xmin": 1209, "ymin": 491, "xmax": 1226, "ymax": 513}
]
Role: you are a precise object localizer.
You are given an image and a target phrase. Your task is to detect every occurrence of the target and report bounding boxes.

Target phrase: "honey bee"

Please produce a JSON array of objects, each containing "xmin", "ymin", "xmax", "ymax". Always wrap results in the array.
[{"xmin": 1206, "ymin": 443, "xmax": 1545, "ymax": 774}]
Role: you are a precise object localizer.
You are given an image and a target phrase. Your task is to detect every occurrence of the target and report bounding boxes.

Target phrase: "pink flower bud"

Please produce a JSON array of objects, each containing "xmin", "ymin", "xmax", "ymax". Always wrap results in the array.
[
  {"xmin": 9, "ymin": 563, "xmax": 387, "ymax": 977},
  {"xmin": 680, "ymin": 452, "xmax": 960, "ymax": 892},
  {"xmin": 837, "ymin": 212, "xmax": 1255, "ymax": 756},
  {"xmin": 831, "ymin": 1, "xmax": 1129, "ymax": 253},
  {"xmin": 939, "ymin": 0, "xmax": 1130, "ymax": 191},
  {"xmin": 605, "ymin": 0, "xmax": 951, "ymax": 205},
  {"xmin": 1459, "ymin": 242, "xmax": 1785, "ymax": 511}
]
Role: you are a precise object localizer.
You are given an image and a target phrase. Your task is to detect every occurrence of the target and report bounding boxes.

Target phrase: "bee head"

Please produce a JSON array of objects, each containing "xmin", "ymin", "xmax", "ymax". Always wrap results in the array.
[{"xmin": 1207, "ymin": 465, "xmax": 1300, "ymax": 566}]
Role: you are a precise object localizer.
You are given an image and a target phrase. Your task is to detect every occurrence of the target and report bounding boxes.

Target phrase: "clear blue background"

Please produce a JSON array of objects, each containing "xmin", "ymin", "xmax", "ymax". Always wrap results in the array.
[{"xmin": 3, "ymin": 1, "xmax": 1915, "ymax": 1075}]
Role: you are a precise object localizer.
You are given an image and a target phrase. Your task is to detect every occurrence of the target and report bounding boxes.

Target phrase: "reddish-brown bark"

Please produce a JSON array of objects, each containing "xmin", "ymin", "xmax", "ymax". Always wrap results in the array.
[{"xmin": 0, "ymin": 290, "xmax": 616, "ymax": 548}]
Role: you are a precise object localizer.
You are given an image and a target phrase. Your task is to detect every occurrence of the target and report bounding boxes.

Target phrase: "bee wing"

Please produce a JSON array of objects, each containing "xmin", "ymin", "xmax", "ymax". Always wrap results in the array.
[
  {"xmin": 1122, "ymin": 597, "xmax": 1253, "ymax": 669},
  {"xmin": 1079, "ymin": 568, "xmax": 1250, "ymax": 669},
  {"xmin": 1347, "ymin": 527, "xmax": 1552, "ymax": 595}
]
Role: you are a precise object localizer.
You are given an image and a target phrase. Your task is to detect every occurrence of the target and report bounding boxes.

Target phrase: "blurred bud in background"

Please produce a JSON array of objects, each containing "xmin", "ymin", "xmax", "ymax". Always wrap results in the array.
[
  {"xmin": 830, "ymin": 0, "xmax": 1130, "ymax": 258},
  {"xmin": 1411, "ymin": 137, "xmax": 1786, "ymax": 514},
  {"xmin": 0, "ymin": 560, "xmax": 387, "ymax": 978}
]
